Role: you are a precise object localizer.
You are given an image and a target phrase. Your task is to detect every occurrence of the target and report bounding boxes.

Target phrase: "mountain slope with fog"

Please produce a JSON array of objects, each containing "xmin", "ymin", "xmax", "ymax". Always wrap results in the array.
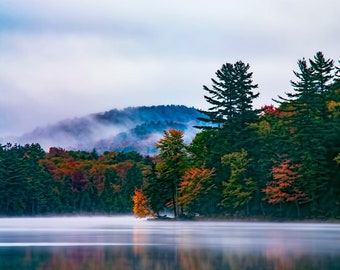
[{"xmin": 16, "ymin": 105, "xmax": 206, "ymax": 154}]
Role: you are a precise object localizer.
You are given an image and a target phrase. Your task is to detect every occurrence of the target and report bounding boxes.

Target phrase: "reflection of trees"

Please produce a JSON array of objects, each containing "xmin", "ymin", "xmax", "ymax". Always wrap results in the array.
[{"xmin": 4, "ymin": 246, "xmax": 340, "ymax": 269}]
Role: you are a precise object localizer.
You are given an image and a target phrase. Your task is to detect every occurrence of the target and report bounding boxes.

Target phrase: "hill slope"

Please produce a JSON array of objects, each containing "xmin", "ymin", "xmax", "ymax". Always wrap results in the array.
[{"xmin": 18, "ymin": 105, "xmax": 205, "ymax": 154}]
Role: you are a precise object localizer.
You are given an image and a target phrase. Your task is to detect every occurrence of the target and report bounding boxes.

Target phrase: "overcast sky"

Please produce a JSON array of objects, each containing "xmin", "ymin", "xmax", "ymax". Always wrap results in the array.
[{"xmin": 0, "ymin": 0, "xmax": 339, "ymax": 137}]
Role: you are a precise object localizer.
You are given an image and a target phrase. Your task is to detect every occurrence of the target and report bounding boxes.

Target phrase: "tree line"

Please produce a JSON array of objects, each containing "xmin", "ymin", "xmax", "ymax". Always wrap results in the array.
[
  {"xmin": 1, "ymin": 51, "xmax": 339, "ymax": 219},
  {"xmin": 0, "ymin": 144, "xmax": 147, "ymax": 215},
  {"xmin": 134, "ymin": 51, "xmax": 340, "ymax": 219}
]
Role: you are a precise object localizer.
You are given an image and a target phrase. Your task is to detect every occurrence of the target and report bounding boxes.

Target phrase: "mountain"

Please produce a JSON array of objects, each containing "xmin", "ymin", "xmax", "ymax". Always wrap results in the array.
[{"xmin": 18, "ymin": 105, "xmax": 206, "ymax": 155}]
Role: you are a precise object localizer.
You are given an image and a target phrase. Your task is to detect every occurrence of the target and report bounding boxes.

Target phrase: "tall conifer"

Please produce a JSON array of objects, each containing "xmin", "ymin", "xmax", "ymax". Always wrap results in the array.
[
  {"xmin": 198, "ymin": 61, "xmax": 259, "ymax": 148},
  {"xmin": 274, "ymin": 52, "xmax": 336, "ymax": 216}
]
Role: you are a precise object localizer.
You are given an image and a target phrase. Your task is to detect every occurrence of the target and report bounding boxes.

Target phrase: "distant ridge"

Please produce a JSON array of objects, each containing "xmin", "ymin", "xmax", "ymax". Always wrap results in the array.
[{"xmin": 18, "ymin": 105, "xmax": 206, "ymax": 154}]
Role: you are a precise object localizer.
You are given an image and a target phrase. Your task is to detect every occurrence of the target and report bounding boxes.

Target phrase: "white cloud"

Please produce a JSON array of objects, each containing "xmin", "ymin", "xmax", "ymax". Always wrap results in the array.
[{"xmin": 0, "ymin": 0, "xmax": 339, "ymax": 137}]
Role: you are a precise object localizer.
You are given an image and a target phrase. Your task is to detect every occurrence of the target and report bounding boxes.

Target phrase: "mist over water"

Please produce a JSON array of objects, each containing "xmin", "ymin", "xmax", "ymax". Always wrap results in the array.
[{"xmin": 1, "ymin": 216, "xmax": 340, "ymax": 269}]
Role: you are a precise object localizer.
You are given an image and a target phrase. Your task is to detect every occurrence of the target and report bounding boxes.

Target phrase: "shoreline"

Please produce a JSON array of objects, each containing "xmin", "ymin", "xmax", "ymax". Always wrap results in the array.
[{"xmin": 148, "ymin": 215, "xmax": 340, "ymax": 223}]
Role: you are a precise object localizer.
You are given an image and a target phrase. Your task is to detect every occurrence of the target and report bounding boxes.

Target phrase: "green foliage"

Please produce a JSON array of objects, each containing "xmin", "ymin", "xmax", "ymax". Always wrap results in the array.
[
  {"xmin": 221, "ymin": 150, "xmax": 256, "ymax": 215},
  {"xmin": 155, "ymin": 129, "xmax": 188, "ymax": 217},
  {"xmin": 0, "ymin": 144, "xmax": 55, "ymax": 215},
  {"xmin": 199, "ymin": 61, "xmax": 259, "ymax": 127},
  {"xmin": 198, "ymin": 61, "xmax": 259, "ymax": 151},
  {"xmin": 141, "ymin": 162, "xmax": 164, "ymax": 216}
]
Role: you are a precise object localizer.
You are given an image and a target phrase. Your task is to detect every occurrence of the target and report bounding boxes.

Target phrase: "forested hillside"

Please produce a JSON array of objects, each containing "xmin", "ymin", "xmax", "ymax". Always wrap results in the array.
[
  {"xmin": 17, "ymin": 105, "xmax": 205, "ymax": 154},
  {"xmin": 1, "ymin": 52, "xmax": 339, "ymax": 219}
]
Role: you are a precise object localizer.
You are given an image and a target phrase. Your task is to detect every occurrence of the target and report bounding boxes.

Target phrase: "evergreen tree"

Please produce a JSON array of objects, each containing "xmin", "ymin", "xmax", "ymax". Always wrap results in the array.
[
  {"xmin": 310, "ymin": 51, "xmax": 335, "ymax": 121},
  {"xmin": 121, "ymin": 163, "xmax": 143, "ymax": 211},
  {"xmin": 141, "ymin": 161, "xmax": 163, "ymax": 217},
  {"xmin": 21, "ymin": 144, "xmax": 55, "ymax": 215},
  {"xmin": 274, "ymin": 52, "xmax": 337, "ymax": 216},
  {"xmin": 187, "ymin": 130, "xmax": 227, "ymax": 215},
  {"xmin": 0, "ymin": 144, "xmax": 26, "ymax": 215},
  {"xmin": 198, "ymin": 61, "xmax": 259, "ymax": 147}
]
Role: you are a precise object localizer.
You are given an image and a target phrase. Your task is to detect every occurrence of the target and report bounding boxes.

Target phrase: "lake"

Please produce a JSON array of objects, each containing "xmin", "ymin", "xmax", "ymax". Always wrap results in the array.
[{"xmin": 0, "ymin": 216, "xmax": 339, "ymax": 269}]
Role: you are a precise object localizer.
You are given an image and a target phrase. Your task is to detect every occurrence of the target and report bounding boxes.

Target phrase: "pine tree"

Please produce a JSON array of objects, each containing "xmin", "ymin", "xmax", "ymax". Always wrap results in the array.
[
  {"xmin": 141, "ymin": 161, "xmax": 163, "ymax": 217},
  {"xmin": 197, "ymin": 61, "xmax": 259, "ymax": 146},
  {"xmin": 274, "ymin": 52, "xmax": 337, "ymax": 216},
  {"xmin": 310, "ymin": 51, "xmax": 335, "ymax": 121}
]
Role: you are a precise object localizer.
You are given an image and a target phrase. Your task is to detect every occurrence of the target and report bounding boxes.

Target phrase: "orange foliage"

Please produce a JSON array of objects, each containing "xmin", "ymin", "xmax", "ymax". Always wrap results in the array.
[
  {"xmin": 113, "ymin": 161, "xmax": 133, "ymax": 179},
  {"xmin": 178, "ymin": 167, "xmax": 214, "ymax": 211},
  {"xmin": 132, "ymin": 188, "xmax": 154, "ymax": 218},
  {"xmin": 263, "ymin": 160, "xmax": 307, "ymax": 204}
]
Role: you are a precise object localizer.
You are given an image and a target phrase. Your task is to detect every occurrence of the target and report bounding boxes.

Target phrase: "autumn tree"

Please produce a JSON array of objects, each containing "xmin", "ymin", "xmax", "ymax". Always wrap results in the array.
[
  {"xmin": 178, "ymin": 167, "xmax": 215, "ymax": 214},
  {"xmin": 132, "ymin": 188, "xmax": 154, "ymax": 218},
  {"xmin": 263, "ymin": 159, "xmax": 308, "ymax": 217},
  {"xmin": 155, "ymin": 129, "xmax": 188, "ymax": 218}
]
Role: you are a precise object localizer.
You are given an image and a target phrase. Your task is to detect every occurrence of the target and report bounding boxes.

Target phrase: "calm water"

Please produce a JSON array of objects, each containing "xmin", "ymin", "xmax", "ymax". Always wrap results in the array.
[{"xmin": 0, "ymin": 216, "xmax": 339, "ymax": 269}]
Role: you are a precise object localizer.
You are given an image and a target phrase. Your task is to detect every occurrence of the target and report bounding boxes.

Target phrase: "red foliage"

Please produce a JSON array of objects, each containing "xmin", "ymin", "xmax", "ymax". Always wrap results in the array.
[
  {"xmin": 263, "ymin": 160, "xmax": 308, "ymax": 204},
  {"xmin": 260, "ymin": 105, "xmax": 280, "ymax": 117}
]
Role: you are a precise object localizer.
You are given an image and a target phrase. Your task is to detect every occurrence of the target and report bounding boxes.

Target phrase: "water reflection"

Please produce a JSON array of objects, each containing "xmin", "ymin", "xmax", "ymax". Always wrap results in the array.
[{"xmin": 0, "ymin": 217, "xmax": 339, "ymax": 269}]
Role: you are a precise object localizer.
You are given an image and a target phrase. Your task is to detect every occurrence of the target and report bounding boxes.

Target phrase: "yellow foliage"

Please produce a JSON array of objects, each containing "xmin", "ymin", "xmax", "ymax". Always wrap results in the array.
[{"xmin": 327, "ymin": 100, "xmax": 340, "ymax": 118}]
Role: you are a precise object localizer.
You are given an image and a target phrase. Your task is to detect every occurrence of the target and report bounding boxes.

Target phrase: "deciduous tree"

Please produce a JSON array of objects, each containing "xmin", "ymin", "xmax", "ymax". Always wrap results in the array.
[
  {"xmin": 263, "ymin": 159, "xmax": 308, "ymax": 217},
  {"xmin": 132, "ymin": 188, "xmax": 154, "ymax": 218},
  {"xmin": 178, "ymin": 167, "xmax": 215, "ymax": 214},
  {"xmin": 156, "ymin": 129, "xmax": 188, "ymax": 217},
  {"xmin": 221, "ymin": 150, "xmax": 256, "ymax": 215}
]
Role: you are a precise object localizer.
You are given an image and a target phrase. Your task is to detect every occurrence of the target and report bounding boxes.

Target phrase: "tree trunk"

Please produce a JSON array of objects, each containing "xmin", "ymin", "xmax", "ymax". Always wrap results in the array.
[
  {"xmin": 172, "ymin": 188, "xmax": 177, "ymax": 218},
  {"xmin": 260, "ymin": 201, "xmax": 265, "ymax": 216},
  {"xmin": 295, "ymin": 201, "xmax": 300, "ymax": 217}
]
